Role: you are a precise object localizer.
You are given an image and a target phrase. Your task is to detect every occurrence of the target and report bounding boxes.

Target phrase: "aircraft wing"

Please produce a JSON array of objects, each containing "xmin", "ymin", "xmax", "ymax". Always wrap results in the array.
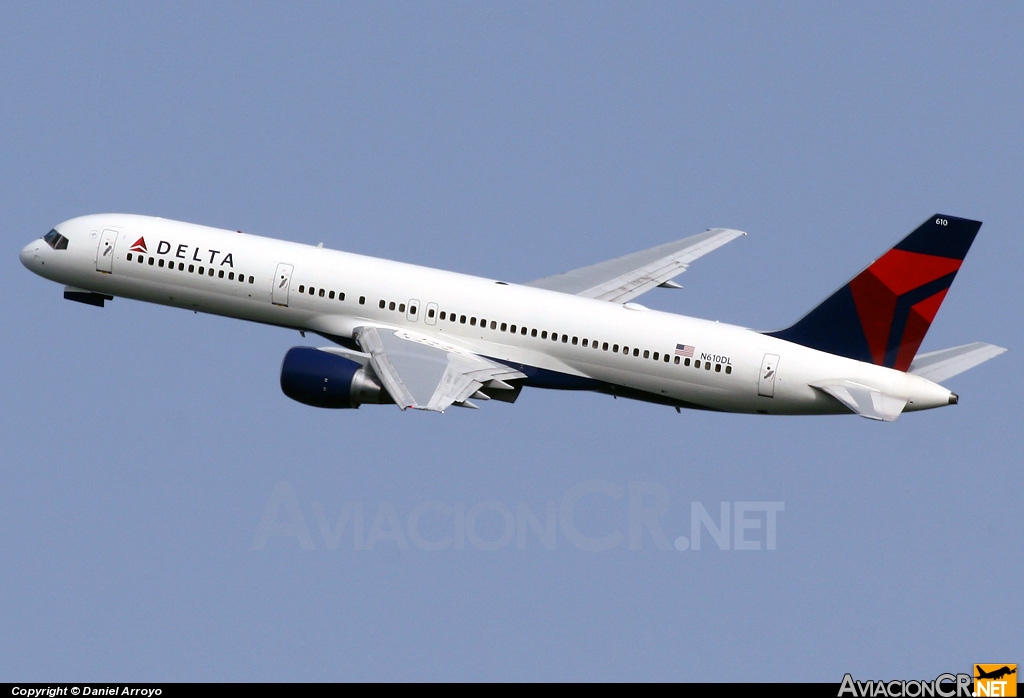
[
  {"xmin": 353, "ymin": 325, "xmax": 526, "ymax": 412},
  {"xmin": 523, "ymin": 227, "xmax": 746, "ymax": 303},
  {"xmin": 909, "ymin": 342, "xmax": 1007, "ymax": 383}
]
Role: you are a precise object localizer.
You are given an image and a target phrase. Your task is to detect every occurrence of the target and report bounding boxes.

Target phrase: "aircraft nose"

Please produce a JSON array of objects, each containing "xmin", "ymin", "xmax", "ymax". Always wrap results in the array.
[{"xmin": 20, "ymin": 241, "xmax": 38, "ymax": 268}]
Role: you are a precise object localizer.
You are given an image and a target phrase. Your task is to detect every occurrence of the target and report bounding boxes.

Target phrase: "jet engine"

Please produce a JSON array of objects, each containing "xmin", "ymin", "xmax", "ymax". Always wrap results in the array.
[{"xmin": 280, "ymin": 347, "xmax": 389, "ymax": 408}]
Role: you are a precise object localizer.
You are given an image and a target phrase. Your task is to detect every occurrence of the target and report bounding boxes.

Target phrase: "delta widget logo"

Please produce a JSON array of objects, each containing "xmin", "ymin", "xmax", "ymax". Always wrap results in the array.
[
  {"xmin": 129, "ymin": 237, "xmax": 148, "ymax": 254},
  {"xmin": 974, "ymin": 665, "xmax": 1016, "ymax": 697}
]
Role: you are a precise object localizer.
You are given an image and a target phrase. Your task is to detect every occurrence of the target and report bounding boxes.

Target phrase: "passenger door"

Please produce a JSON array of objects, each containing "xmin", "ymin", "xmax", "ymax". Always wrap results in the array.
[
  {"xmin": 95, "ymin": 229, "xmax": 118, "ymax": 273},
  {"xmin": 272, "ymin": 263, "xmax": 294, "ymax": 306},
  {"xmin": 758, "ymin": 353, "xmax": 780, "ymax": 398}
]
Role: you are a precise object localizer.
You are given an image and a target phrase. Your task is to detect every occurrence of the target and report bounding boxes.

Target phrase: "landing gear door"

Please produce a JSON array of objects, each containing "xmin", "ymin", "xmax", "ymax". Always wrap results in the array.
[
  {"xmin": 758, "ymin": 353, "xmax": 780, "ymax": 398},
  {"xmin": 96, "ymin": 229, "xmax": 118, "ymax": 273},
  {"xmin": 272, "ymin": 263, "xmax": 294, "ymax": 306}
]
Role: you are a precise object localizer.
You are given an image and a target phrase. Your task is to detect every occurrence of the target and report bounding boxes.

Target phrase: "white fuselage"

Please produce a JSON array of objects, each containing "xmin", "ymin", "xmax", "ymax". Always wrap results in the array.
[{"xmin": 20, "ymin": 214, "xmax": 956, "ymax": 416}]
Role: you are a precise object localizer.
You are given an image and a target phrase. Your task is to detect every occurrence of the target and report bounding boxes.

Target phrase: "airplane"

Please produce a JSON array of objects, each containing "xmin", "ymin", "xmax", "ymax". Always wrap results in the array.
[
  {"xmin": 975, "ymin": 666, "xmax": 1016, "ymax": 681},
  {"xmin": 20, "ymin": 212, "xmax": 1006, "ymax": 421}
]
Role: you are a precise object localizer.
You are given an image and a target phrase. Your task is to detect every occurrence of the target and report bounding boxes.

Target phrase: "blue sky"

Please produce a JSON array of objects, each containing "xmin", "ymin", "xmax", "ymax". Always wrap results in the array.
[{"xmin": 2, "ymin": 2, "xmax": 1021, "ymax": 681}]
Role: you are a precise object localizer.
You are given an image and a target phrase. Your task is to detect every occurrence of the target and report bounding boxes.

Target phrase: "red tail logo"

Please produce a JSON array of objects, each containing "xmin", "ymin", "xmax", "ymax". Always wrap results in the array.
[{"xmin": 129, "ymin": 237, "xmax": 148, "ymax": 253}]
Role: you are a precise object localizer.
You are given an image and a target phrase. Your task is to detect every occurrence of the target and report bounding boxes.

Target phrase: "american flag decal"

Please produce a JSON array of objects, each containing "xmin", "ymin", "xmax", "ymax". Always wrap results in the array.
[{"xmin": 675, "ymin": 344, "xmax": 694, "ymax": 357}]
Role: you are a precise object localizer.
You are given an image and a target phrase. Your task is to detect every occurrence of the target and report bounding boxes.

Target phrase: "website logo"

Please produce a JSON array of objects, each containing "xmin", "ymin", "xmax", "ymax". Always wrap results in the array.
[{"xmin": 975, "ymin": 665, "xmax": 1017, "ymax": 697}]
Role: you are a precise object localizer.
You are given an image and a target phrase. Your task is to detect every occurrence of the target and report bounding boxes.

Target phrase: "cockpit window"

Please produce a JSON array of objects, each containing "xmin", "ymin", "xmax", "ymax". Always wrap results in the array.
[{"xmin": 43, "ymin": 229, "xmax": 69, "ymax": 250}]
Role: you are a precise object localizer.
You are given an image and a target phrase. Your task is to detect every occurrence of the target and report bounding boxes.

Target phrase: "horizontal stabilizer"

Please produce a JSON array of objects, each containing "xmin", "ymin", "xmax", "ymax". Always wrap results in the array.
[
  {"xmin": 909, "ymin": 342, "xmax": 1007, "ymax": 383},
  {"xmin": 810, "ymin": 380, "xmax": 908, "ymax": 422}
]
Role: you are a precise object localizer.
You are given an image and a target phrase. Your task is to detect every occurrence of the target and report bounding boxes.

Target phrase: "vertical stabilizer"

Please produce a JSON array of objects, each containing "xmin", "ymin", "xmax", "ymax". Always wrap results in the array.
[{"xmin": 767, "ymin": 214, "xmax": 981, "ymax": 371}]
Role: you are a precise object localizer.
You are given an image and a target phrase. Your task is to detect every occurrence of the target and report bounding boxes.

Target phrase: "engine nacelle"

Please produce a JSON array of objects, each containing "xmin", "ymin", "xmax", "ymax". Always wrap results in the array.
[{"xmin": 280, "ymin": 347, "xmax": 388, "ymax": 408}]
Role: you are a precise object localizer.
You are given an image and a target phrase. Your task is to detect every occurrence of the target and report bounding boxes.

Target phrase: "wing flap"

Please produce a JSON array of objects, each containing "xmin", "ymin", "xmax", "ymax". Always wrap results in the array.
[
  {"xmin": 909, "ymin": 342, "xmax": 1007, "ymax": 383},
  {"xmin": 354, "ymin": 326, "xmax": 526, "ymax": 412},
  {"xmin": 524, "ymin": 227, "xmax": 746, "ymax": 303},
  {"xmin": 810, "ymin": 380, "xmax": 908, "ymax": 422}
]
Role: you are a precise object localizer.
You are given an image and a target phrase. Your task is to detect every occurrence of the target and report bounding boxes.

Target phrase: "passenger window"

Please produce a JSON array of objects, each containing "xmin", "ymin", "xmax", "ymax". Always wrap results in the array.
[
  {"xmin": 389, "ymin": 302, "xmax": 396, "ymax": 311},
  {"xmin": 541, "ymin": 331, "xmax": 548, "ymax": 339},
  {"xmin": 521, "ymin": 327, "xmax": 527, "ymax": 335},
  {"xmin": 510, "ymin": 325, "xmax": 517, "ymax": 333},
  {"xmin": 440, "ymin": 311, "xmax": 446, "ymax": 320},
  {"xmin": 340, "ymin": 293, "xmax": 346, "ymax": 301},
  {"xmin": 329, "ymin": 290, "xmax": 335, "ymax": 299},
  {"xmin": 460, "ymin": 315, "xmax": 467, "ymax": 324},
  {"xmin": 298, "ymin": 285, "xmax": 305, "ymax": 293},
  {"xmin": 188, "ymin": 264, "xmax": 195, "ymax": 273},
  {"xmin": 571, "ymin": 337, "xmax": 578, "ymax": 345},
  {"xmin": 674, "ymin": 356, "xmax": 680, "ymax": 364},
  {"xmin": 127, "ymin": 253, "xmax": 133, "ymax": 261},
  {"xmin": 309, "ymin": 287, "xmax": 315, "ymax": 295},
  {"xmin": 229, "ymin": 272, "xmax": 235, "ymax": 280},
  {"xmin": 159, "ymin": 259, "xmax": 165, "ymax": 268},
  {"xmin": 531, "ymin": 329, "xmax": 537, "ymax": 337},
  {"xmin": 725, "ymin": 366, "xmax": 732, "ymax": 375},
  {"xmin": 138, "ymin": 256, "xmax": 144, "ymax": 264},
  {"xmin": 684, "ymin": 358, "xmax": 691, "ymax": 366},
  {"xmin": 582, "ymin": 339, "xmax": 589, "ymax": 347},
  {"xmin": 149, "ymin": 257, "xmax": 155, "ymax": 266},
  {"xmin": 198, "ymin": 266, "xmax": 205, "ymax": 274},
  {"xmin": 633, "ymin": 348, "xmax": 639, "ymax": 357},
  {"xmin": 613, "ymin": 344, "xmax": 619, "ymax": 352},
  {"xmin": 501, "ymin": 323, "xmax": 507, "ymax": 332},
  {"xmin": 319, "ymin": 289, "xmax": 325, "ymax": 298},
  {"xmin": 470, "ymin": 317, "xmax": 477, "ymax": 326},
  {"xmin": 248, "ymin": 276, "xmax": 254, "ymax": 283},
  {"xmin": 563, "ymin": 336, "xmax": 569, "ymax": 344},
  {"xmin": 663, "ymin": 354, "xmax": 669, "ymax": 363},
  {"xmin": 715, "ymin": 364, "xmax": 721, "ymax": 372},
  {"xmin": 705, "ymin": 362, "xmax": 711, "ymax": 371},
  {"xmin": 410, "ymin": 305, "xmax": 417, "ymax": 314},
  {"xmin": 399, "ymin": 303, "xmax": 405, "ymax": 312},
  {"xmin": 643, "ymin": 350, "xmax": 649, "ymax": 359},
  {"xmin": 695, "ymin": 360, "xmax": 701, "ymax": 369},
  {"xmin": 218, "ymin": 270, "xmax": 224, "ymax": 278},
  {"xmin": 179, "ymin": 263, "xmax": 185, "ymax": 271},
  {"xmin": 359, "ymin": 296, "xmax": 365, "ymax": 305},
  {"xmin": 652, "ymin": 352, "xmax": 658, "ymax": 361},
  {"xmin": 602, "ymin": 343, "xmax": 608, "ymax": 351},
  {"xmin": 379, "ymin": 300, "xmax": 386, "ymax": 309}
]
